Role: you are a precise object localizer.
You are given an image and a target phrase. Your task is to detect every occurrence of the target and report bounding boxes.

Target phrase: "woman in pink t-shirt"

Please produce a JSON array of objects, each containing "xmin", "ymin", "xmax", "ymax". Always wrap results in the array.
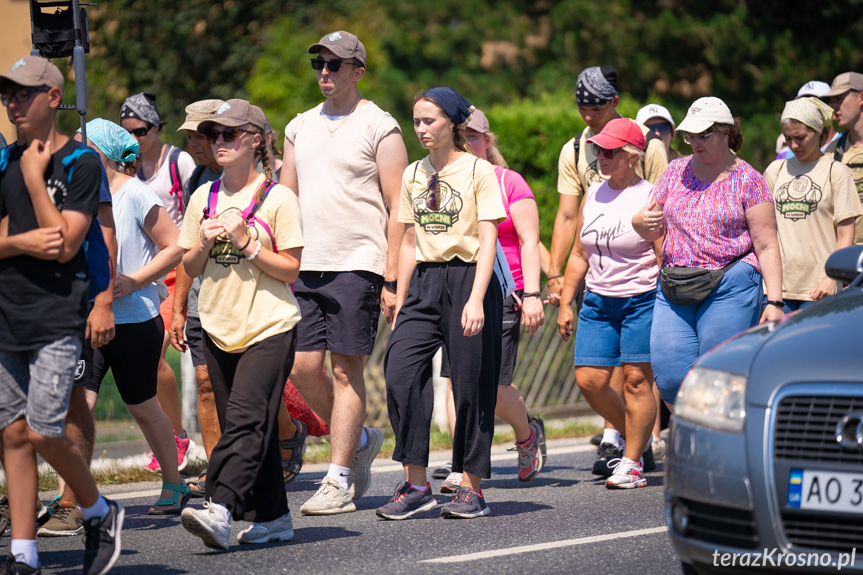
[
  {"xmin": 557, "ymin": 118, "xmax": 661, "ymax": 490},
  {"xmin": 633, "ymin": 97, "xmax": 783, "ymax": 406}
]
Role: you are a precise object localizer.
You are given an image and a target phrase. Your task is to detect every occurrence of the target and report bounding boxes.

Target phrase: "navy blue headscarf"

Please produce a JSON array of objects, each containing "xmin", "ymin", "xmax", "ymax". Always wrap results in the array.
[{"xmin": 421, "ymin": 87, "xmax": 474, "ymax": 127}]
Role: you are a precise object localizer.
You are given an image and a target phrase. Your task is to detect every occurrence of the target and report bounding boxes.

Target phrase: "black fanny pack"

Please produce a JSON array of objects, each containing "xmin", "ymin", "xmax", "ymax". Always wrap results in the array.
[{"xmin": 659, "ymin": 249, "xmax": 752, "ymax": 306}]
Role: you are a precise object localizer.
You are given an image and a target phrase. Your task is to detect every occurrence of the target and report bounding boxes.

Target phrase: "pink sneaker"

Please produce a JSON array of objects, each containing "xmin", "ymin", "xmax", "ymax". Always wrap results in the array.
[
  {"xmin": 145, "ymin": 450, "xmax": 161, "ymax": 473},
  {"xmin": 177, "ymin": 435, "xmax": 195, "ymax": 472}
]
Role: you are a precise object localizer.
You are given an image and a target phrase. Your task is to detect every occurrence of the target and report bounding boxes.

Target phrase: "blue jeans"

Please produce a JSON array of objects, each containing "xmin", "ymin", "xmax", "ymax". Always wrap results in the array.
[
  {"xmin": 782, "ymin": 299, "xmax": 815, "ymax": 313},
  {"xmin": 651, "ymin": 262, "xmax": 762, "ymax": 403}
]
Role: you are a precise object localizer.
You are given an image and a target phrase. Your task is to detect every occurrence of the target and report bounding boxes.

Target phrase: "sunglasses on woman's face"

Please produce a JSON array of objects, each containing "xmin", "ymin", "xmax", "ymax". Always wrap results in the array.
[
  {"xmin": 646, "ymin": 122, "xmax": 672, "ymax": 135},
  {"xmin": 310, "ymin": 58, "xmax": 351, "ymax": 72},
  {"xmin": 128, "ymin": 125, "xmax": 153, "ymax": 139},
  {"xmin": 682, "ymin": 128, "xmax": 716, "ymax": 145},
  {"xmin": 205, "ymin": 128, "xmax": 251, "ymax": 144},
  {"xmin": 593, "ymin": 145, "xmax": 622, "ymax": 159},
  {"xmin": 427, "ymin": 173, "xmax": 441, "ymax": 212}
]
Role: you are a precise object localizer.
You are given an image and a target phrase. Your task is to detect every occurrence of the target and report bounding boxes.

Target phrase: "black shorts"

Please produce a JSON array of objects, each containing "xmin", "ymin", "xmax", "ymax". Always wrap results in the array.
[
  {"xmin": 294, "ymin": 270, "xmax": 383, "ymax": 356},
  {"xmin": 86, "ymin": 316, "xmax": 165, "ymax": 405},
  {"xmin": 185, "ymin": 315, "xmax": 206, "ymax": 368},
  {"xmin": 440, "ymin": 290, "xmax": 521, "ymax": 385}
]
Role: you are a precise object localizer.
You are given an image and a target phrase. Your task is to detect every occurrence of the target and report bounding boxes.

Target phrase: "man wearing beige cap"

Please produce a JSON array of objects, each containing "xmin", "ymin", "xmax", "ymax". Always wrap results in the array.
[
  {"xmin": 825, "ymin": 72, "xmax": 863, "ymax": 244},
  {"xmin": 281, "ymin": 31, "xmax": 409, "ymax": 515},
  {"xmin": 0, "ymin": 54, "xmax": 124, "ymax": 574},
  {"xmin": 169, "ymin": 99, "xmax": 225, "ymax": 495}
]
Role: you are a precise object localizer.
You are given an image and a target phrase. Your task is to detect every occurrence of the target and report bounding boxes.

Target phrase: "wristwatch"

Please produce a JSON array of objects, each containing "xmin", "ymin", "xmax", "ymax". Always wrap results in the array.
[{"xmin": 383, "ymin": 280, "xmax": 397, "ymax": 291}]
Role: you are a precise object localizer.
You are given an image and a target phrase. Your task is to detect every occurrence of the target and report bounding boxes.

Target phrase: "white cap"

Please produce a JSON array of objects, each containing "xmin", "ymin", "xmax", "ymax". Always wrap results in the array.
[
  {"xmin": 796, "ymin": 81, "xmax": 831, "ymax": 99},
  {"xmin": 676, "ymin": 97, "xmax": 734, "ymax": 134},
  {"xmin": 636, "ymin": 104, "xmax": 675, "ymax": 128}
]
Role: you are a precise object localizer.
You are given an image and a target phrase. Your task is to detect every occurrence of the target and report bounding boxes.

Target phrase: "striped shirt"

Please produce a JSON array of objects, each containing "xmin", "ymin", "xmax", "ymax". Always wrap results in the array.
[{"xmin": 654, "ymin": 157, "xmax": 773, "ymax": 271}]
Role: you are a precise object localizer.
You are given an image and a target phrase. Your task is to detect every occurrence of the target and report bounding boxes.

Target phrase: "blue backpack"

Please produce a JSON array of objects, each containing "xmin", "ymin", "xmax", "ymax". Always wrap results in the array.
[{"xmin": 0, "ymin": 143, "xmax": 111, "ymax": 299}]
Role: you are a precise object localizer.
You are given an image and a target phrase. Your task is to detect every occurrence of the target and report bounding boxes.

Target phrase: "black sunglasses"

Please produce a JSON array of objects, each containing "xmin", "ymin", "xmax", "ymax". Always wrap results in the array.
[
  {"xmin": 1, "ymin": 86, "xmax": 50, "ymax": 107},
  {"xmin": 128, "ymin": 125, "xmax": 153, "ymax": 138},
  {"xmin": 205, "ymin": 127, "xmax": 251, "ymax": 144},
  {"xmin": 646, "ymin": 122, "xmax": 673, "ymax": 135},
  {"xmin": 427, "ymin": 173, "xmax": 441, "ymax": 211},
  {"xmin": 310, "ymin": 58, "xmax": 352, "ymax": 72},
  {"xmin": 592, "ymin": 145, "xmax": 622, "ymax": 159}
]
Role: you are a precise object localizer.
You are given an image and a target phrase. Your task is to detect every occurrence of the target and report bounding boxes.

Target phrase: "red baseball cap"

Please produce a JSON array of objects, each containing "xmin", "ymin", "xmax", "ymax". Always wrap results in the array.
[{"xmin": 587, "ymin": 117, "xmax": 646, "ymax": 151}]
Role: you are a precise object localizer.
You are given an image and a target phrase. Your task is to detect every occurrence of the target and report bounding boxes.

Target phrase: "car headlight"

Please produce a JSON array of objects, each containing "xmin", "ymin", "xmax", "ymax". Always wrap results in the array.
[{"xmin": 674, "ymin": 367, "xmax": 747, "ymax": 432}]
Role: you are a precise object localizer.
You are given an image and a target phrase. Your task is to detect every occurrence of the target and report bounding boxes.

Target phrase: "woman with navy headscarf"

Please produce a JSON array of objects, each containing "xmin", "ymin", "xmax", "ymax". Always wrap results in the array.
[{"xmin": 376, "ymin": 88, "xmax": 505, "ymax": 521}]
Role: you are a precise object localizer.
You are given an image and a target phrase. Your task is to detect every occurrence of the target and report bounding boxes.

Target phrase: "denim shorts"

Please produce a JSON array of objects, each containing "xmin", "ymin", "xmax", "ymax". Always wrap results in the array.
[
  {"xmin": 573, "ymin": 289, "xmax": 656, "ymax": 366},
  {"xmin": 0, "ymin": 336, "xmax": 82, "ymax": 438}
]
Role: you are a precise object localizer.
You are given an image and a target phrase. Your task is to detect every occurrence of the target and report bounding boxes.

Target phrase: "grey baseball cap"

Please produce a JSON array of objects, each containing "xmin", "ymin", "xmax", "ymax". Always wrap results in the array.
[{"xmin": 308, "ymin": 31, "xmax": 366, "ymax": 67}]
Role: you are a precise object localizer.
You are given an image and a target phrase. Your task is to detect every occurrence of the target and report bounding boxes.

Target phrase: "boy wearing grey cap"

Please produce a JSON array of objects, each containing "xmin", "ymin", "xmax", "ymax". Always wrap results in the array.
[
  {"xmin": 825, "ymin": 72, "xmax": 863, "ymax": 244},
  {"xmin": 0, "ymin": 55, "xmax": 124, "ymax": 575}
]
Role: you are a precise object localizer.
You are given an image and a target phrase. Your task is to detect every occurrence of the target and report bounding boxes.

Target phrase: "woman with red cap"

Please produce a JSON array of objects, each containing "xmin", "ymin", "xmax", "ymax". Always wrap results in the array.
[{"xmin": 557, "ymin": 118, "xmax": 661, "ymax": 489}]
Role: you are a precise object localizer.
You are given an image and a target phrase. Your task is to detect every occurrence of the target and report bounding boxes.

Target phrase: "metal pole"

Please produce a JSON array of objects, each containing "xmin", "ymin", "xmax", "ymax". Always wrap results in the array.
[{"xmin": 70, "ymin": 0, "xmax": 87, "ymax": 141}]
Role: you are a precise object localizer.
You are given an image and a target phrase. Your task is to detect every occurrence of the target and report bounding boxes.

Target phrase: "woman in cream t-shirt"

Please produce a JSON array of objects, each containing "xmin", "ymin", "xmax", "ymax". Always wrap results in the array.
[
  {"xmin": 377, "ymin": 88, "xmax": 505, "ymax": 521},
  {"xmin": 177, "ymin": 99, "xmax": 303, "ymax": 549}
]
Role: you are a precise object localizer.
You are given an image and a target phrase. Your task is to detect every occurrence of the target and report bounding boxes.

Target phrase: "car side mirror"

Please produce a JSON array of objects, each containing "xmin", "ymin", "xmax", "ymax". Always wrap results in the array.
[{"xmin": 825, "ymin": 245, "xmax": 863, "ymax": 286}]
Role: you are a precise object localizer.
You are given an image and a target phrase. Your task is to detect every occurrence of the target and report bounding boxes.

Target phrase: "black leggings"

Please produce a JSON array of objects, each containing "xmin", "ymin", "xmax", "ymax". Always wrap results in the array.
[
  {"xmin": 203, "ymin": 329, "xmax": 296, "ymax": 523},
  {"xmin": 92, "ymin": 316, "xmax": 163, "ymax": 405},
  {"xmin": 384, "ymin": 261, "xmax": 502, "ymax": 478}
]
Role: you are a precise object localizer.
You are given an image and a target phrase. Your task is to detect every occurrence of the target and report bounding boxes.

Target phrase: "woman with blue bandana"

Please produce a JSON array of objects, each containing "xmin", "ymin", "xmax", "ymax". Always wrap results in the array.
[
  {"xmin": 79, "ymin": 118, "xmax": 190, "ymax": 515},
  {"xmin": 376, "ymin": 87, "xmax": 505, "ymax": 520},
  {"xmin": 764, "ymin": 97, "xmax": 862, "ymax": 312}
]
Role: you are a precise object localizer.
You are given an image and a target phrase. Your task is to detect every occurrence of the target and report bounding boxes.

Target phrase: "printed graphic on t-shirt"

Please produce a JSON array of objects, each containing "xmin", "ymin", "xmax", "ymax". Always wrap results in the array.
[
  {"xmin": 209, "ymin": 207, "xmax": 256, "ymax": 267},
  {"xmin": 775, "ymin": 175, "xmax": 823, "ymax": 220},
  {"xmin": 844, "ymin": 149, "xmax": 863, "ymax": 200},
  {"xmin": 582, "ymin": 213, "xmax": 628, "ymax": 270},
  {"xmin": 414, "ymin": 178, "xmax": 463, "ymax": 234},
  {"xmin": 47, "ymin": 176, "xmax": 69, "ymax": 210}
]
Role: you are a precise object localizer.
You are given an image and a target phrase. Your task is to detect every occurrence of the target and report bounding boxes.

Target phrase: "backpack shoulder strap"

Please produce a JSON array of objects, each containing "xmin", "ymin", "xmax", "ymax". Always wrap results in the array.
[
  {"xmin": 61, "ymin": 144, "xmax": 97, "ymax": 182},
  {"xmin": 573, "ymin": 132, "xmax": 582, "ymax": 175},
  {"xmin": 835, "ymin": 132, "xmax": 849, "ymax": 162},
  {"xmin": 189, "ymin": 164, "xmax": 207, "ymax": 195},
  {"xmin": 242, "ymin": 181, "xmax": 278, "ymax": 221},
  {"xmin": 0, "ymin": 143, "xmax": 19, "ymax": 174},
  {"xmin": 168, "ymin": 147, "xmax": 184, "ymax": 214},
  {"xmin": 201, "ymin": 180, "xmax": 221, "ymax": 221}
]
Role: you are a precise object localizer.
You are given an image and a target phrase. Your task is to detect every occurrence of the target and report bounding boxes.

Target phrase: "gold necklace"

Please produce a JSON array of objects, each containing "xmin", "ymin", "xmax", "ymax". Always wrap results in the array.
[{"xmin": 323, "ymin": 97, "xmax": 362, "ymax": 137}]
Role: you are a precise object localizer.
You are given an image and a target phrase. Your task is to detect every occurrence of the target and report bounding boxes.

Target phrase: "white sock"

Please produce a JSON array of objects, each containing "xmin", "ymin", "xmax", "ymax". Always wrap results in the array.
[
  {"xmin": 410, "ymin": 483, "xmax": 428, "ymax": 491},
  {"xmin": 357, "ymin": 427, "xmax": 369, "ymax": 451},
  {"xmin": 80, "ymin": 495, "xmax": 109, "ymax": 521},
  {"xmin": 326, "ymin": 464, "xmax": 350, "ymax": 490},
  {"xmin": 602, "ymin": 429, "xmax": 622, "ymax": 447},
  {"xmin": 11, "ymin": 539, "xmax": 38, "ymax": 569}
]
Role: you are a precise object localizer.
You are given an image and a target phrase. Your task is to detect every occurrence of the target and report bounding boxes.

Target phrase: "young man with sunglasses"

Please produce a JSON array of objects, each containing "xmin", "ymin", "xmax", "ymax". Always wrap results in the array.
[
  {"xmin": 636, "ymin": 104, "xmax": 682, "ymax": 161},
  {"xmin": 824, "ymin": 72, "xmax": 863, "ymax": 245},
  {"xmin": 0, "ymin": 55, "xmax": 124, "ymax": 575},
  {"xmin": 280, "ymin": 30, "xmax": 409, "ymax": 515},
  {"xmin": 547, "ymin": 66, "xmax": 669, "ymax": 478},
  {"xmin": 119, "ymin": 92, "xmax": 197, "ymax": 474}
]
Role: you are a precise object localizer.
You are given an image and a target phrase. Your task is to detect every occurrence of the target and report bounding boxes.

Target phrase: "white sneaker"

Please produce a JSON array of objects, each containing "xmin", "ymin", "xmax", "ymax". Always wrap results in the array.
[
  {"xmin": 605, "ymin": 458, "xmax": 647, "ymax": 489},
  {"xmin": 348, "ymin": 427, "xmax": 384, "ymax": 500},
  {"xmin": 181, "ymin": 501, "xmax": 231, "ymax": 550},
  {"xmin": 300, "ymin": 477, "xmax": 356, "ymax": 515},
  {"xmin": 440, "ymin": 472, "xmax": 463, "ymax": 494},
  {"xmin": 237, "ymin": 512, "xmax": 294, "ymax": 544},
  {"xmin": 652, "ymin": 437, "xmax": 667, "ymax": 461}
]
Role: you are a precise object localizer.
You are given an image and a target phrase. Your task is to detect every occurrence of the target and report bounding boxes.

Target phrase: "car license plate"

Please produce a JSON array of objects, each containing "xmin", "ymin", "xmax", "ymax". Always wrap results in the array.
[{"xmin": 788, "ymin": 469, "xmax": 863, "ymax": 513}]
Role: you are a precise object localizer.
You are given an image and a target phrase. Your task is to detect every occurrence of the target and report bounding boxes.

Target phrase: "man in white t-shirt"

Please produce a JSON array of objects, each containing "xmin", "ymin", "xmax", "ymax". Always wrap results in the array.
[{"xmin": 280, "ymin": 31, "xmax": 409, "ymax": 515}]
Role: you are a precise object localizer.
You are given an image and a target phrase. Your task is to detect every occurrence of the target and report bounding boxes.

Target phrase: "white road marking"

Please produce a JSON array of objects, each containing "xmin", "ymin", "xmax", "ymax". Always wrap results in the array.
[
  {"xmin": 369, "ymin": 443, "xmax": 596, "ymax": 474},
  {"xmin": 421, "ymin": 526, "xmax": 669, "ymax": 563}
]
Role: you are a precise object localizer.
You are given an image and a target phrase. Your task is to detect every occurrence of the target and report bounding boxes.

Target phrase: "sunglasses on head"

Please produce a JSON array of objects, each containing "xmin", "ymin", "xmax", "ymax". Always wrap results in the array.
[
  {"xmin": 592, "ymin": 144, "xmax": 622, "ymax": 159},
  {"xmin": 128, "ymin": 125, "xmax": 153, "ymax": 138},
  {"xmin": 205, "ymin": 127, "xmax": 251, "ymax": 143},
  {"xmin": 427, "ymin": 173, "xmax": 441, "ymax": 211},
  {"xmin": 682, "ymin": 128, "xmax": 716, "ymax": 145},
  {"xmin": 646, "ymin": 122, "xmax": 673, "ymax": 135},
  {"xmin": 1, "ymin": 86, "xmax": 50, "ymax": 107},
  {"xmin": 310, "ymin": 58, "xmax": 352, "ymax": 72}
]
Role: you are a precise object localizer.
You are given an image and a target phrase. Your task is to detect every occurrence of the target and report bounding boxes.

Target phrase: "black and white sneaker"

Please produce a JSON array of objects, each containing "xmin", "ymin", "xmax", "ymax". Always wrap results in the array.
[
  {"xmin": 3, "ymin": 557, "xmax": 41, "ymax": 574},
  {"xmin": 529, "ymin": 416, "xmax": 547, "ymax": 460},
  {"xmin": 82, "ymin": 499, "xmax": 124, "ymax": 575},
  {"xmin": 591, "ymin": 442, "xmax": 623, "ymax": 477},
  {"xmin": 431, "ymin": 460, "xmax": 453, "ymax": 480}
]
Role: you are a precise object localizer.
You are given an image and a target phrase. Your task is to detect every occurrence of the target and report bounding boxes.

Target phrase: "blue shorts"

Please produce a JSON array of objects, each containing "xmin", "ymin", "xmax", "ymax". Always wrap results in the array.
[{"xmin": 573, "ymin": 289, "xmax": 656, "ymax": 366}]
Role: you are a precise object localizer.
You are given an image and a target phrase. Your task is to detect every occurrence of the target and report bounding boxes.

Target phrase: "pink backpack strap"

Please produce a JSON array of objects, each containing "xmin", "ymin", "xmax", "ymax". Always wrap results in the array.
[
  {"xmin": 244, "ymin": 181, "xmax": 279, "ymax": 253},
  {"xmin": 168, "ymin": 147, "xmax": 183, "ymax": 214},
  {"xmin": 201, "ymin": 180, "xmax": 221, "ymax": 222}
]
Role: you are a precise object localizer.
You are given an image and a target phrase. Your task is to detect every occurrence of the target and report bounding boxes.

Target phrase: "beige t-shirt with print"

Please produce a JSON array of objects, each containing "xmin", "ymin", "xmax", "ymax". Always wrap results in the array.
[
  {"xmin": 178, "ymin": 175, "xmax": 304, "ymax": 352},
  {"xmin": 765, "ymin": 155, "xmax": 862, "ymax": 300},
  {"xmin": 833, "ymin": 142, "xmax": 863, "ymax": 245},
  {"xmin": 557, "ymin": 123, "xmax": 669, "ymax": 198},
  {"xmin": 398, "ymin": 154, "xmax": 505, "ymax": 263},
  {"xmin": 285, "ymin": 101, "xmax": 402, "ymax": 276}
]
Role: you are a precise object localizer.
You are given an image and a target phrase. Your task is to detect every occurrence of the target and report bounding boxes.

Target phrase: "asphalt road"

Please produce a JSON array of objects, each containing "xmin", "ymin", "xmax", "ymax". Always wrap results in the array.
[{"xmin": 29, "ymin": 437, "xmax": 681, "ymax": 575}]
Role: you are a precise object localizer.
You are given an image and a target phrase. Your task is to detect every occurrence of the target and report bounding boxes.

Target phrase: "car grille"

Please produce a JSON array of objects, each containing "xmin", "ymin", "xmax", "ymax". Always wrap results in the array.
[
  {"xmin": 781, "ymin": 513, "xmax": 863, "ymax": 553},
  {"xmin": 675, "ymin": 498, "xmax": 759, "ymax": 549},
  {"xmin": 774, "ymin": 395, "xmax": 863, "ymax": 465}
]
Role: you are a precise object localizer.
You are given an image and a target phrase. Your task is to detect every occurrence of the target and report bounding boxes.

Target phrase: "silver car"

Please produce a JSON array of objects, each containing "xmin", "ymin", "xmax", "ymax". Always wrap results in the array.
[{"xmin": 666, "ymin": 245, "xmax": 863, "ymax": 574}]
